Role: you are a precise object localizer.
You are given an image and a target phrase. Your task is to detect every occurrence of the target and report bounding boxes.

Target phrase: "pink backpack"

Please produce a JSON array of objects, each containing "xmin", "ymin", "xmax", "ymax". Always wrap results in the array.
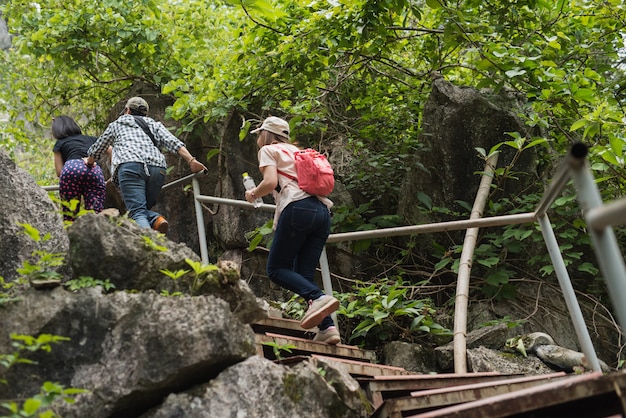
[{"xmin": 278, "ymin": 148, "xmax": 335, "ymax": 196}]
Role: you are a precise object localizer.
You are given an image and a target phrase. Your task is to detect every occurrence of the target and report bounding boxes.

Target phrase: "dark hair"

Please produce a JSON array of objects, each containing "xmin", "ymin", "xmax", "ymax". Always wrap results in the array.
[
  {"xmin": 128, "ymin": 108, "xmax": 147, "ymax": 116},
  {"xmin": 51, "ymin": 115, "xmax": 82, "ymax": 139}
]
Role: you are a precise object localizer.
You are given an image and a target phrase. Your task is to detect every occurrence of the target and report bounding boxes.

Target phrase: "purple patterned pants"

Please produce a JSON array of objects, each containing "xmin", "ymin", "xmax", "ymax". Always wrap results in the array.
[{"xmin": 59, "ymin": 159, "xmax": 106, "ymax": 221}]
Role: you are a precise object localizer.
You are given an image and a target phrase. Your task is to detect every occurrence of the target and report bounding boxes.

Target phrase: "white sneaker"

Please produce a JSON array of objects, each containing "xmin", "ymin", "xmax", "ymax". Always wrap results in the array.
[
  {"xmin": 313, "ymin": 326, "xmax": 340, "ymax": 345},
  {"xmin": 300, "ymin": 296, "xmax": 340, "ymax": 329}
]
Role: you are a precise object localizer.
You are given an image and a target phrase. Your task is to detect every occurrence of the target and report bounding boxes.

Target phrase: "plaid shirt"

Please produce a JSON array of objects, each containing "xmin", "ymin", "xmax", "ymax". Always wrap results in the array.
[{"xmin": 88, "ymin": 115, "xmax": 184, "ymax": 181}]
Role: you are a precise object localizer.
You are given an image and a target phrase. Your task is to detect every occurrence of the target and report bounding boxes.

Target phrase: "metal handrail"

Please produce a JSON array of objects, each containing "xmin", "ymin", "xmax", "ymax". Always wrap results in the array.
[{"xmin": 41, "ymin": 143, "xmax": 626, "ymax": 374}]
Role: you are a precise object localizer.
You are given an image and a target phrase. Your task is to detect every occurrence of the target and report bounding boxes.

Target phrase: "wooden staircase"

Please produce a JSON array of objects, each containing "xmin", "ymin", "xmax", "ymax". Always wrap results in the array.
[{"xmin": 252, "ymin": 317, "xmax": 626, "ymax": 417}]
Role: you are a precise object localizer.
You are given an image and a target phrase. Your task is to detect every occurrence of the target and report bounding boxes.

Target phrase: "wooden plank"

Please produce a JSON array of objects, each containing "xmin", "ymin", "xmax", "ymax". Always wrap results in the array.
[
  {"xmin": 312, "ymin": 354, "xmax": 410, "ymax": 378},
  {"xmin": 372, "ymin": 372, "xmax": 567, "ymax": 418},
  {"xmin": 358, "ymin": 372, "xmax": 525, "ymax": 410},
  {"xmin": 256, "ymin": 332, "xmax": 377, "ymax": 362},
  {"xmin": 252, "ymin": 317, "xmax": 311, "ymax": 339},
  {"xmin": 406, "ymin": 370, "xmax": 626, "ymax": 418}
]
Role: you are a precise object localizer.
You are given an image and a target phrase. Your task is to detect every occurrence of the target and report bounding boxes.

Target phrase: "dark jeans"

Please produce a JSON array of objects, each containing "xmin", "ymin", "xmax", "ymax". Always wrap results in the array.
[
  {"xmin": 117, "ymin": 162, "xmax": 166, "ymax": 229},
  {"xmin": 267, "ymin": 196, "xmax": 334, "ymax": 329}
]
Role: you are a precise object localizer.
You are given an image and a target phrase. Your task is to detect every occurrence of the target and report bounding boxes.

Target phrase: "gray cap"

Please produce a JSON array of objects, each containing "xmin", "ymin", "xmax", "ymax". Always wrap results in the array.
[{"xmin": 125, "ymin": 97, "xmax": 149, "ymax": 113}]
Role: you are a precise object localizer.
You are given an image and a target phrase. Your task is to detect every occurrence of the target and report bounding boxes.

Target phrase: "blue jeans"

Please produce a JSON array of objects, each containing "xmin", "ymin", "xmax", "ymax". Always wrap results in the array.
[
  {"xmin": 117, "ymin": 162, "xmax": 166, "ymax": 229},
  {"xmin": 267, "ymin": 196, "xmax": 334, "ymax": 329}
]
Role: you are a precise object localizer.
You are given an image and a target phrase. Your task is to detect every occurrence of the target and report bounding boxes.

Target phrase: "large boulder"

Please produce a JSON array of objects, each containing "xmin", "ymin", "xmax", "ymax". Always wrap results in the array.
[
  {"xmin": 143, "ymin": 356, "xmax": 369, "ymax": 418},
  {"xmin": 0, "ymin": 150, "xmax": 68, "ymax": 282},
  {"xmin": 398, "ymin": 78, "xmax": 541, "ymax": 225},
  {"xmin": 0, "ymin": 287, "xmax": 256, "ymax": 417},
  {"xmin": 67, "ymin": 213, "xmax": 201, "ymax": 293},
  {"xmin": 0, "ymin": 287, "xmax": 368, "ymax": 418},
  {"xmin": 67, "ymin": 213, "xmax": 268, "ymax": 324}
]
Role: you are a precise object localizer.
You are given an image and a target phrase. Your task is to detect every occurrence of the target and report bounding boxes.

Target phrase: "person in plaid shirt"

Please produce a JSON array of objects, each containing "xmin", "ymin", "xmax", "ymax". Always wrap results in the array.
[{"xmin": 87, "ymin": 97, "xmax": 206, "ymax": 233}]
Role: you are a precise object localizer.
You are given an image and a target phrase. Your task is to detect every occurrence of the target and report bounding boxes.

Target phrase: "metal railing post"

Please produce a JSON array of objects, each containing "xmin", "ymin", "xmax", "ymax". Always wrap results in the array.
[
  {"xmin": 569, "ymin": 145, "xmax": 626, "ymax": 334},
  {"xmin": 192, "ymin": 176, "xmax": 209, "ymax": 265},
  {"xmin": 537, "ymin": 214, "xmax": 602, "ymax": 372},
  {"xmin": 319, "ymin": 246, "xmax": 338, "ymax": 328}
]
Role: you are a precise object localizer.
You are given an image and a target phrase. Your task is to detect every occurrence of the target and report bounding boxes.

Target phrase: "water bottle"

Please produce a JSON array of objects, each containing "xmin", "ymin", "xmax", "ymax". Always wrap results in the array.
[{"xmin": 242, "ymin": 172, "xmax": 263, "ymax": 208}]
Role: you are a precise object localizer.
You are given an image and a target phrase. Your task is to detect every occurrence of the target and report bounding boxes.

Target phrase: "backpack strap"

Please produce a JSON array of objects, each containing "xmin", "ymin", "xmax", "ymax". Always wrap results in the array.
[
  {"xmin": 133, "ymin": 116, "xmax": 158, "ymax": 148},
  {"xmin": 276, "ymin": 147, "xmax": 297, "ymax": 181}
]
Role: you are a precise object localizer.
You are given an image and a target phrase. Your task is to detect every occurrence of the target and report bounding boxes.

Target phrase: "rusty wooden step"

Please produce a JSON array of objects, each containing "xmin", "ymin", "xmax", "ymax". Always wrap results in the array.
[
  {"xmin": 371, "ymin": 372, "xmax": 567, "ymax": 418},
  {"xmin": 271, "ymin": 354, "xmax": 411, "ymax": 379},
  {"xmin": 312, "ymin": 354, "xmax": 411, "ymax": 378},
  {"xmin": 406, "ymin": 370, "xmax": 626, "ymax": 418},
  {"xmin": 252, "ymin": 317, "xmax": 312, "ymax": 339},
  {"xmin": 255, "ymin": 332, "xmax": 377, "ymax": 362},
  {"xmin": 357, "ymin": 372, "xmax": 522, "ymax": 410}
]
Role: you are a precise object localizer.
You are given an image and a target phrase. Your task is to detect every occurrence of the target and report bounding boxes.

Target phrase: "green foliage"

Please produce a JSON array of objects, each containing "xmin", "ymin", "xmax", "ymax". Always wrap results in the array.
[
  {"xmin": 273, "ymin": 295, "xmax": 307, "ymax": 321},
  {"xmin": 1, "ymin": 381, "xmax": 87, "ymax": 418},
  {"xmin": 0, "ymin": 334, "xmax": 87, "ymax": 417},
  {"xmin": 159, "ymin": 268, "xmax": 189, "ymax": 296},
  {"xmin": 245, "ymin": 219, "xmax": 274, "ymax": 252},
  {"xmin": 337, "ymin": 278, "xmax": 451, "ymax": 345},
  {"xmin": 141, "ymin": 236, "xmax": 168, "ymax": 252},
  {"xmin": 184, "ymin": 258, "xmax": 219, "ymax": 295},
  {"xmin": 330, "ymin": 203, "xmax": 405, "ymax": 253},
  {"xmin": 49, "ymin": 196, "xmax": 97, "ymax": 226},
  {"xmin": 0, "ymin": 275, "xmax": 26, "ymax": 306},
  {"xmin": 261, "ymin": 340, "xmax": 297, "ymax": 361},
  {"xmin": 1, "ymin": 0, "xmax": 626, "ymax": 337},
  {"xmin": 64, "ymin": 276, "xmax": 115, "ymax": 292},
  {"xmin": 15, "ymin": 223, "xmax": 65, "ymax": 284},
  {"xmin": 160, "ymin": 268, "xmax": 189, "ymax": 281},
  {"xmin": 479, "ymin": 316, "xmax": 526, "ymax": 329}
]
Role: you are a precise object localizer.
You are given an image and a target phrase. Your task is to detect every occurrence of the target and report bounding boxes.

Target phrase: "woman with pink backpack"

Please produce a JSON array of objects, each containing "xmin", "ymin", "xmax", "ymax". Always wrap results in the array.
[{"xmin": 245, "ymin": 116, "xmax": 340, "ymax": 345}]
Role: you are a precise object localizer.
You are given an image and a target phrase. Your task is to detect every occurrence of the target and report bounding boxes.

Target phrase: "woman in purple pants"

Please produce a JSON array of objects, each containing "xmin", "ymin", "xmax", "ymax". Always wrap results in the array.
[{"xmin": 52, "ymin": 116, "xmax": 106, "ymax": 222}]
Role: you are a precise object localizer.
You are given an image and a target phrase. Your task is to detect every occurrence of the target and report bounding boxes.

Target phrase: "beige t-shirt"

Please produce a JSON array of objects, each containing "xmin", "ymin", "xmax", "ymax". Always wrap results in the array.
[{"xmin": 258, "ymin": 142, "xmax": 333, "ymax": 229}]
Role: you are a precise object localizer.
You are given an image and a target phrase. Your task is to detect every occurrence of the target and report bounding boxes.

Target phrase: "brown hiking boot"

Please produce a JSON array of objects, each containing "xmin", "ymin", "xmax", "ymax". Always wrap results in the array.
[{"xmin": 152, "ymin": 216, "xmax": 169, "ymax": 234}]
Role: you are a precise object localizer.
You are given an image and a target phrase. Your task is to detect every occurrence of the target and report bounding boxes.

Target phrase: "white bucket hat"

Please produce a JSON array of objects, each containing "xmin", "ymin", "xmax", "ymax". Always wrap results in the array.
[{"xmin": 250, "ymin": 116, "xmax": 290, "ymax": 138}]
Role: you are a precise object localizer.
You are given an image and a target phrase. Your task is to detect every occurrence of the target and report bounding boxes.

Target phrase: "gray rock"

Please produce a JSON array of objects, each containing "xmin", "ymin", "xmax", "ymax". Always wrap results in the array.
[
  {"xmin": 0, "ymin": 287, "xmax": 257, "ymax": 417},
  {"xmin": 398, "ymin": 78, "xmax": 539, "ymax": 226},
  {"xmin": 67, "ymin": 213, "xmax": 268, "ymax": 323},
  {"xmin": 534, "ymin": 344, "xmax": 610, "ymax": 373},
  {"xmin": 434, "ymin": 324, "xmax": 509, "ymax": 371},
  {"xmin": 142, "ymin": 356, "xmax": 367, "ymax": 418},
  {"xmin": 467, "ymin": 346, "xmax": 556, "ymax": 375},
  {"xmin": 382, "ymin": 340, "xmax": 435, "ymax": 373},
  {"xmin": 0, "ymin": 14, "xmax": 11, "ymax": 50},
  {"xmin": 67, "ymin": 213, "xmax": 199, "ymax": 293},
  {"xmin": 0, "ymin": 150, "xmax": 68, "ymax": 282}
]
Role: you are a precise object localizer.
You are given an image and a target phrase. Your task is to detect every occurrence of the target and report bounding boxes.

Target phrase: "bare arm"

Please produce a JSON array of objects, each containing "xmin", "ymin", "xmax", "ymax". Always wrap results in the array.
[
  {"xmin": 245, "ymin": 165, "xmax": 278, "ymax": 203},
  {"xmin": 177, "ymin": 146, "xmax": 207, "ymax": 173},
  {"xmin": 54, "ymin": 152, "xmax": 64, "ymax": 177}
]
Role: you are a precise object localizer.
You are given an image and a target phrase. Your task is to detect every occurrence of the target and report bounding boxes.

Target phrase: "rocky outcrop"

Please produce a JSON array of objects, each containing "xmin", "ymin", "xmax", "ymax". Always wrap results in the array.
[
  {"xmin": 67, "ymin": 213, "xmax": 268, "ymax": 324},
  {"xmin": 398, "ymin": 78, "xmax": 540, "ymax": 225},
  {"xmin": 0, "ymin": 156, "xmax": 368, "ymax": 416},
  {"xmin": 67, "ymin": 214, "xmax": 201, "ymax": 293},
  {"xmin": 143, "ymin": 356, "xmax": 368, "ymax": 418},
  {"xmin": 0, "ymin": 287, "xmax": 256, "ymax": 417},
  {"xmin": 0, "ymin": 272, "xmax": 366, "ymax": 417},
  {"xmin": 0, "ymin": 14, "xmax": 10, "ymax": 50},
  {"xmin": 0, "ymin": 149, "xmax": 68, "ymax": 282}
]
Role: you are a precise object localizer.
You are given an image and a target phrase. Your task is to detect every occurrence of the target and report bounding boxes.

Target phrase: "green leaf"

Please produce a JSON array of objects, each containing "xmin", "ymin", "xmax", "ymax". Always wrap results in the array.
[
  {"xmin": 23, "ymin": 398, "xmax": 42, "ymax": 414},
  {"xmin": 426, "ymin": 0, "xmax": 443, "ymax": 8},
  {"xmin": 17, "ymin": 223, "xmax": 41, "ymax": 242}
]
